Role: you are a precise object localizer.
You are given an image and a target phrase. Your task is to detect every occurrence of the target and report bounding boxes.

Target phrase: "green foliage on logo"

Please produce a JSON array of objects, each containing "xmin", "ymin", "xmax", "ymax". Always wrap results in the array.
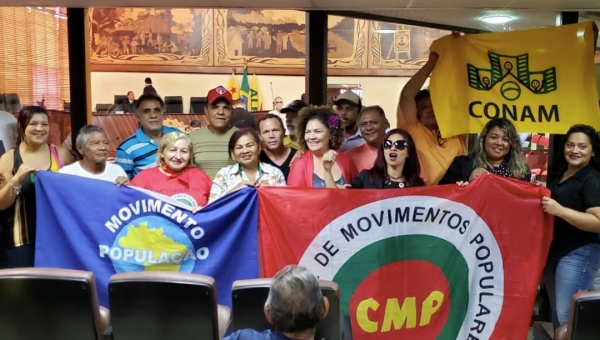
[{"xmin": 467, "ymin": 52, "xmax": 557, "ymax": 101}]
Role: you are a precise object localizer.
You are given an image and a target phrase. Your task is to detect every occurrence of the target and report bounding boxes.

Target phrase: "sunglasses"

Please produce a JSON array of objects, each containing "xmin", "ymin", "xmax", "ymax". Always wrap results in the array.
[{"xmin": 383, "ymin": 140, "xmax": 408, "ymax": 150}]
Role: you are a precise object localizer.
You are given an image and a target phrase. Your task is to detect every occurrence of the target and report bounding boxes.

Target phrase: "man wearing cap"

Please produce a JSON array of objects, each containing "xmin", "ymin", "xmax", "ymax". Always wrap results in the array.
[
  {"xmin": 335, "ymin": 91, "xmax": 364, "ymax": 152},
  {"xmin": 115, "ymin": 93, "xmax": 180, "ymax": 179},
  {"xmin": 280, "ymin": 99, "xmax": 307, "ymax": 150},
  {"xmin": 189, "ymin": 86, "xmax": 237, "ymax": 179}
]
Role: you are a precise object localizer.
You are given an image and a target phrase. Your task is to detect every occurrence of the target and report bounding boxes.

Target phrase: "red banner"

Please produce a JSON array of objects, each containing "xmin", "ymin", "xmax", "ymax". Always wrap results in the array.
[{"xmin": 258, "ymin": 175, "xmax": 553, "ymax": 340}]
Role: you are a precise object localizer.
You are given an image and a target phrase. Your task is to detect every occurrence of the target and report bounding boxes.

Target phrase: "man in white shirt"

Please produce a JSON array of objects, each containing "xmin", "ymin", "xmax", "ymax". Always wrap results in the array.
[{"xmin": 60, "ymin": 125, "xmax": 129, "ymax": 184}]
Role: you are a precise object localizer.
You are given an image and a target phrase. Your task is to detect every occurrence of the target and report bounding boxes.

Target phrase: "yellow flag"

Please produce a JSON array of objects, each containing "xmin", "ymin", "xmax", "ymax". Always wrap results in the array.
[
  {"xmin": 227, "ymin": 73, "xmax": 240, "ymax": 100},
  {"xmin": 430, "ymin": 22, "xmax": 600, "ymax": 137},
  {"xmin": 249, "ymin": 74, "xmax": 262, "ymax": 112}
]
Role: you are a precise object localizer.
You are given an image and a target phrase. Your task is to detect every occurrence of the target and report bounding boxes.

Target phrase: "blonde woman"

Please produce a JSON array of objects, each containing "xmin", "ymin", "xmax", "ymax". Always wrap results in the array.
[
  {"xmin": 132, "ymin": 132, "xmax": 212, "ymax": 210},
  {"xmin": 439, "ymin": 118, "xmax": 530, "ymax": 185}
]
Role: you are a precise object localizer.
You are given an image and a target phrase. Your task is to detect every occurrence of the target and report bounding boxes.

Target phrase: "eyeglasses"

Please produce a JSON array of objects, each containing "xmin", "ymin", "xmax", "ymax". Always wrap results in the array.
[{"xmin": 383, "ymin": 140, "xmax": 408, "ymax": 150}]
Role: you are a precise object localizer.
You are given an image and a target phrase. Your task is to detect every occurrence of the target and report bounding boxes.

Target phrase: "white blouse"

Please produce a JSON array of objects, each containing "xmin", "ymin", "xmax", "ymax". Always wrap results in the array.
[{"xmin": 209, "ymin": 162, "xmax": 286, "ymax": 202}]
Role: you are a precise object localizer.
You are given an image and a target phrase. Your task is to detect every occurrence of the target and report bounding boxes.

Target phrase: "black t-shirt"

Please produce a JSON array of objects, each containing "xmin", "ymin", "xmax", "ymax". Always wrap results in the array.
[
  {"xmin": 548, "ymin": 165, "xmax": 600, "ymax": 258},
  {"xmin": 260, "ymin": 148, "xmax": 297, "ymax": 180},
  {"xmin": 351, "ymin": 170, "xmax": 408, "ymax": 189}
]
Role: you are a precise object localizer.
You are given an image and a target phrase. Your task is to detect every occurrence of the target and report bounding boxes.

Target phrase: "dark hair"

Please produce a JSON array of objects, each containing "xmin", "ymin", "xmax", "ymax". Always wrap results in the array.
[
  {"xmin": 134, "ymin": 93, "xmax": 165, "ymax": 111},
  {"xmin": 415, "ymin": 89, "xmax": 430, "ymax": 104},
  {"xmin": 296, "ymin": 106, "xmax": 343, "ymax": 151},
  {"xmin": 17, "ymin": 106, "xmax": 48, "ymax": 146},
  {"xmin": 370, "ymin": 128, "xmax": 424, "ymax": 187},
  {"xmin": 548, "ymin": 124, "xmax": 600, "ymax": 182},
  {"xmin": 190, "ymin": 120, "xmax": 201, "ymax": 128},
  {"xmin": 144, "ymin": 77, "xmax": 152, "ymax": 84},
  {"xmin": 470, "ymin": 118, "xmax": 528, "ymax": 178},
  {"xmin": 258, "ymin": 113, "xmax": 285, "ymax": 132},
  {"xmin": 228, "ymin": 127, "xmax": 261, "ymax": 161},
  {"xmin": 127, "ymin": 91, "xmax": 134, "ymax": 96},
  {"xmin": 359, "ymin": 105, "xmax": 386, "ymax": 118}
]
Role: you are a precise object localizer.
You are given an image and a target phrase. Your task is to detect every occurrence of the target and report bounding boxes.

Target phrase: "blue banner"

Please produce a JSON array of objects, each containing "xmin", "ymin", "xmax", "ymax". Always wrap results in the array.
[{"xmin": 34, "ymin": 171, "xmax": 259, "ymax": 307}]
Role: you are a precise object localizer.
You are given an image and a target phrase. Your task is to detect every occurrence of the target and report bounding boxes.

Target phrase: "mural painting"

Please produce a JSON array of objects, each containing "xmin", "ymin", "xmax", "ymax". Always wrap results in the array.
[
  {"xmin": 214, "ymin": 9, "xmax": 367, "ymax": 68},
  {"xmin": 89, "ymin": 8, "xmax": 453, "ymax": 74},
  {"xmin": 90, "ymin": 8, "xmax": 212, "ymax": 66}
]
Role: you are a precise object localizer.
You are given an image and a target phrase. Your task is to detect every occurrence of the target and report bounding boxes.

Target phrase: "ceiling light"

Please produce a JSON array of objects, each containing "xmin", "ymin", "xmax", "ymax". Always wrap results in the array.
[{"xmin": 481, "ymin": 16, "xmax": 513, "ymax": 24}]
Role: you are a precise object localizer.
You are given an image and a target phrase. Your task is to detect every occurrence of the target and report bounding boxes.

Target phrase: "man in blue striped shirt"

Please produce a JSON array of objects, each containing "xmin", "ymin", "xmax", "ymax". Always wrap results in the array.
[{"xmin": 114, "ymin": 93, "xmax": 180, "ymax": 179}]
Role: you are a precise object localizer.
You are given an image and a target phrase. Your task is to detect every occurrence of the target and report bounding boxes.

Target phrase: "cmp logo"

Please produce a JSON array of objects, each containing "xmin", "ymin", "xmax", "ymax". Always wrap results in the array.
[
  {"xmin": 467, "ymin": 52, "xmax": 557, "ymax": 101},
  {"xmin": 299, "ymin": 196, "xmax": 504, "ymax": 340}
]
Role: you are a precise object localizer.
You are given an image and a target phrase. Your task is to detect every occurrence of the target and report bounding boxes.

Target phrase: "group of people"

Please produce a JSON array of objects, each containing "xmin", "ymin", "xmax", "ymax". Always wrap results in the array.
[{"xmin": 0, "ymin": 51, "xmax": 599, "ymax": 337}]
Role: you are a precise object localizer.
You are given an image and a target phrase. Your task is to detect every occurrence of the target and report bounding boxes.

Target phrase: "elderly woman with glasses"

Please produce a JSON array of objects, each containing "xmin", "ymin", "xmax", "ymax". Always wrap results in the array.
[{"xmin": 348, "ymin": 128, "xmax": 425, "ymax": 189}]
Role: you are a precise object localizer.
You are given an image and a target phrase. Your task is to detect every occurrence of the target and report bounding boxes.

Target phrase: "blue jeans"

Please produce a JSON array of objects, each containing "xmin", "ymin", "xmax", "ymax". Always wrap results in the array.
[{"xmin": 543, "ymin": 243, "xmax": 600, "ymax": 329}]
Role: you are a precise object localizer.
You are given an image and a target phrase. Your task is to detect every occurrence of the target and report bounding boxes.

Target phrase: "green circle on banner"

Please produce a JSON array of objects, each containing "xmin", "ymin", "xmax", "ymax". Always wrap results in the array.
[
  {"xmin": 333, "ymin": 234, "xmax": 469, "ymax": 340},
  {"xmin": 500, "ymin": 81, "xmax": 521, "ymax": 101}
]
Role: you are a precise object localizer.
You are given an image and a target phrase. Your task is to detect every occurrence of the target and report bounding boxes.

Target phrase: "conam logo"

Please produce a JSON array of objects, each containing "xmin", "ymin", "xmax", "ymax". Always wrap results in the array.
[
  {"xmin": 299, "ymin": 196, "xmax": 504, "ymax": 340},
  {"xmin": 467, "ymin": 51, "xmax": 557, "ymax": 101}
]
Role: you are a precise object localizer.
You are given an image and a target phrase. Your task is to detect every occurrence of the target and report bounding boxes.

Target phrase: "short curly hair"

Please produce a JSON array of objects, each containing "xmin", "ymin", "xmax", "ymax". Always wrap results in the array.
[{"xmin": 295, "ymin": 106, "xmax": 344, "ymax": 151}]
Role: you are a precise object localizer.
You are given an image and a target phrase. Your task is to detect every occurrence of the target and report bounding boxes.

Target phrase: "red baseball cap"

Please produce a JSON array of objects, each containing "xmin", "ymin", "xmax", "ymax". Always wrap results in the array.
[{"xmin": 207, "ymin": 86, "xmax": 233, "ymax": 105}]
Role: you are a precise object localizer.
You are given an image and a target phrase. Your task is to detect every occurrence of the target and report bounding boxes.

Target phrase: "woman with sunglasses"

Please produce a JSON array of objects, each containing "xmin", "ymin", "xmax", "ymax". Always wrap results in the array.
[
  {"xmin": 439, "ymin": 118, "xmax": 530, "ymax": 185},
  {"xmin": 349, "ymin": 129, "xmax": 424, "ymax": 189}
]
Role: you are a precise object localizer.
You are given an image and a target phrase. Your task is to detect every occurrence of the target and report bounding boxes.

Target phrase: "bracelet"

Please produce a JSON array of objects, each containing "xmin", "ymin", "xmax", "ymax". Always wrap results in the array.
[{"xmin": 8, "ymin": 180, "xmax": 21, "ymax": 196}]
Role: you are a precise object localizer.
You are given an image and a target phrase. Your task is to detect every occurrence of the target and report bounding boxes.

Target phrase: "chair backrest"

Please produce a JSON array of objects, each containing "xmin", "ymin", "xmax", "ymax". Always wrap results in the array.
[
  {"xmin": 109, "ymin": 271, "xmax": 227, "ymax": 340},
  {"xmin": 190, "ymin": 97, "xmax": 207, "ymax": 114},
  {"xmin": 95, "ymin": 104, "xmax": 112, "ymax": 114},
  {"xmin": 164, "ymin": 96, "xmax": 183, "ymax": 113},
  {"xmin": 0, "ymin": 93, "xmax": 7, "ymax": 111},
  {"xmin": 231, "ymin": 278, "xmax": 341, "ymax": 339},
  {"xmin": 567, "ymin": 291, "xmax": 600, "ymax": 340},
  {"xmin": 114, "ymin": 95, "xmax": 128, "ymax": 106},
  {"xmin": 0, "ymin": 267, "xmax": 105, "ymax": 340},
  {"xmin": 5, "ymin": 93, "xmax": 21, "ymax": 112}
]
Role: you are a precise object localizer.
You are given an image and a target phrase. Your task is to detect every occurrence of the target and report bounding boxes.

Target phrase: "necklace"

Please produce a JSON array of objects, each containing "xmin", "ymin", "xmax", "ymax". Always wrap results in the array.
[{"xmin": 385, "ymin": 174, "xmax": 405, "ymax": 188}]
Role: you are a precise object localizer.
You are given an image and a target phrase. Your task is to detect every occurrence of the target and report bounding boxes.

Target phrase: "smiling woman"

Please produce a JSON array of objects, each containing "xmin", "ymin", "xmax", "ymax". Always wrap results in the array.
[
  {"xmin": 131, "ymin": 132, "xmax": 212, "ymax": 211},
  {"xmin": 0, "ymin": 106, "xmax": 73, "ymax": 268},
  {"xmin": 288, "ymin": 106, "xmax": 358, "ymax": 188},
  {"xmin": 439, "ymin": 118, "xmax": 530, "ymax": 185},
  {"xmin": 209, "ymin": 128, "xmax": 286, "ymax": 202}
]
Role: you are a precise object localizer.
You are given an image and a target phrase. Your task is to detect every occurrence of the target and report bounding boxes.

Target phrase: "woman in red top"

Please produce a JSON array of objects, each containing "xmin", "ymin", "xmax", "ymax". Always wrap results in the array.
[
  {"xmin": 131, "ymin": 132, "xmax": 211, "ymax": 211},
  {"xmin": 288, "ymin": 106, "xmax": 358, "ymax": 188}
]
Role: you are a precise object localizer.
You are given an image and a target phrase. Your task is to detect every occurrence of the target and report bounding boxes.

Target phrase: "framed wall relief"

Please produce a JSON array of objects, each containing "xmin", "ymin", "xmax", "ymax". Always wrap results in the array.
[
  {"xmin": 213, "ymin": 9, "xmax": 368, "ymax": 69},
  {"xmin": 89, "ymin": 8, "xmax": 213, "ymax": 67},
  {"xmin": 88, "ymin": 7, "xmax": 451, "ymax": 76},
  {"xmin": 368, "ymin": 21, "xmax": 450, "ymax": 71}
]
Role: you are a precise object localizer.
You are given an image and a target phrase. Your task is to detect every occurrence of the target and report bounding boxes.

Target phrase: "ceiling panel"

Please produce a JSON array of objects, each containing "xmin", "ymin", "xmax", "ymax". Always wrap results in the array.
[{"xmin": 1, "ymin": 0, "xmax": 597, "ymax": 9}]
